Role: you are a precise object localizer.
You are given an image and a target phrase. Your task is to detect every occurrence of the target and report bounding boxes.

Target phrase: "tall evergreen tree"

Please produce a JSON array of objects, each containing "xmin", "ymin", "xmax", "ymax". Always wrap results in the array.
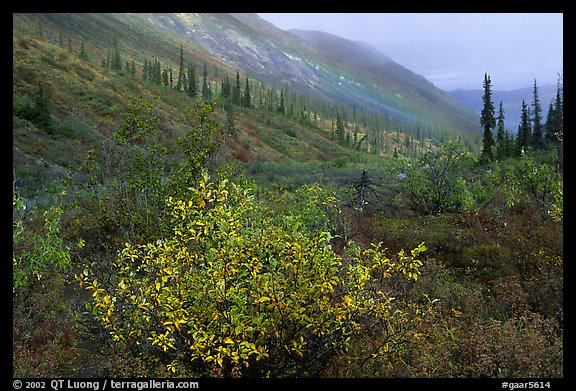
[
  {"xmin": 545, "ymin": 76, "xmax": 563, "ymax": 145},
  {"xmin": 201, "ymin": 62, "xmax": 211, "ymax": 100},
  {"xmin": 221, "ymin": 75, "xmax": 231, "ymax": 100},
  {"xmin": 155, "ymin": 58, "xmax": 162, "ymax": 84},
  {"xmin": 278, "ymin": 90, "xmax": 286, "ymax": 115},
  {"xmin": 504, "ymin": 130, "xmax": 513, "ymax": 157},
  {"xmin": 188, "ymin": 64, "xmax": 197, "ymax": 98},
  {"xmin": 517, "ymin": 99, "xmax": 531, "ymax": 155},
  {"xmin": 495, "ymin": 101, "xmax": 507, "ymax": 159},
  {"xmin": 544, "ymin": 102, "xmax": 557, "ymax": 144},
  {"xmin": 36, "ymin": 21, "xmax": 43, "ymax": 39},
  {"xmin": 480, "ymin": 73, "xmax": 496, "ymax": 163},
  {"xmin": 531, "ymin": 79, "xmax": 543, "ymax": 150},
  {"xmin": 33, "ymin": 82, "xmax": 53, "ymax": 135},
  {"xmin": 243, "ymin": 76, "xmax": 251, "ymax": 108},
  {"xmin": 111, "ymin": 35, "xmax": 121, "ymax": 71},
  {"xmin": 162, "ymin": 69, "xmax": 169, "ymax": 87},
  {"xmin": 232, "ymin": 71, "xmax": 242, "ymax": 106},
  {"xmin": 79, "ymin": 41, "xmax": 88, "ymax": 61},
  {"xmin": 176, "ymin": 45, "xmax": 185, "ymax": 92}
]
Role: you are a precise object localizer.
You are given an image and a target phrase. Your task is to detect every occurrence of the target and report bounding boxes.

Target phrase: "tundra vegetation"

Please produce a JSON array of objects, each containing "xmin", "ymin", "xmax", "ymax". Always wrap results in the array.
[{"xmin": 13, "ymin": 15, "xmax": 562, "ymax": 379}]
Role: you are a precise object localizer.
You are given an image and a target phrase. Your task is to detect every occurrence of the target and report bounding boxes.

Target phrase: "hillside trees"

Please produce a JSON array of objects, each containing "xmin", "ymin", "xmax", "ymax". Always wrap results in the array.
[{"xmin": 13, "ymin": 82, "xmax": 54, "ymax": 135}]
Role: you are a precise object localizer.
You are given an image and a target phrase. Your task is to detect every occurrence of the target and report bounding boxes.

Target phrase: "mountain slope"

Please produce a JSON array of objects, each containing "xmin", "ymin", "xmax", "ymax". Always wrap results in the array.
[
  {"xmin": 13, "ymin": 12, "xmax": 486, "ymax": 199},
  {"xmin": 148, "ymin": 13, "xmax": 481, "ymax": 135},
  {"xmin": 12, "ymin": 13, "xmax": 356, "ymax": 197}
]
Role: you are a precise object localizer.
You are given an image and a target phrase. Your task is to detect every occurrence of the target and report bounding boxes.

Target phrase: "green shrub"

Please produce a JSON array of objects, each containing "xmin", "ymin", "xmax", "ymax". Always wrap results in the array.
[
  {"xmin": 13, "ymin": 193, "xmax": 71, "ymax": 294},
  {"xmin": 78, "ymin": 172, "xmax": 427, "ymax": 377},
  {"xmin": 399, "ymin": 141, "xmax": 477, "ymax": 215}
]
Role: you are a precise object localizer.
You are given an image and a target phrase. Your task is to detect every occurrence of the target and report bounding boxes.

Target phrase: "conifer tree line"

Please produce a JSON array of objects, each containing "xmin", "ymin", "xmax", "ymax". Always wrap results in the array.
[
  {"xmin": 93, "ymin": 36, "xmax": 475, "ymax": 155},
  {"xmin": 33, "ymin": 25, "xmax": 482, "ymax": 155},
  {"xmin": 480, "ymin": 72, "xmax": 563, "ymax": 163}
]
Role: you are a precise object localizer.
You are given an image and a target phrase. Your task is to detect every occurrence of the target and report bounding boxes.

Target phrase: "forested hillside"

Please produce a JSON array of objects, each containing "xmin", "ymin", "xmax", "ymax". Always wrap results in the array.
[{"xmin": 13, "ymin": 13, "xmax": 563, "ymax": 380}]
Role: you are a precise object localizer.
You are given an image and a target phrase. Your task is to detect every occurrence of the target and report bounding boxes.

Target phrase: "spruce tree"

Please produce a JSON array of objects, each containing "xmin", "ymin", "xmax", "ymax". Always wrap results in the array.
[
  {"xmin": 221, "ymin": 76, "xmax": 231, "ymax": 100},
  {"xmin": 176, "ymin": 45, "xmax": 185, "ymax": 92},
  {"xmin": 188, "ymin": 64, "xmax": 197, "ymax": 98},
  {"xmin": 33, "ymin": 83, "xmax": 53, "ymax": 135},
  {"xmin": 495, "ymin": 101, "xmax": 506, "ymax": 159},
  {"xmin": 278, "ymin": 90, "xmax": 286, "ymax": 115},
  {"xmin": 36, "ymin": 21, "xmax": 43, "ymax": 39},
  {"xmin": 480, "ymin": 73, "xmax": 496, "ymax": 163},
  {"xmin": 232, "ymin": 71, "xmax": 241, "ymax": 106},
  {"xmin": 531, "ymin": 79, "xmax": 543, "ymax": 150},
  {"xmin": 201, "ymin": 62, "xmax": 211, "ymax": 100},
  {"xmin": 517, "ymin": 99, "xmax": 531, "ymax": 155},
  {"xmin": 155, "ymin": 58, "xmax": 161, "ymax": 84},
  {"xmin": 545, "ymin": 77, "xmax": 563, "ymax": 145},
  {"xmin": 243, "ymin": 76, "xmax": 251, "ymax": 108},
  {"xmin": 79, "ymin": 41, "xmax": 88, "ymax": 61},
  {"xmin": 111, "ymin": 36, "xmax": 121, "ymax": 71},
  {"xmin": 162, "ymin": 69, "xmax": 169, "ymax": 87},
  {"xmin": 545, "ymin": 102, "xmax": 557, "ymax": 144}
]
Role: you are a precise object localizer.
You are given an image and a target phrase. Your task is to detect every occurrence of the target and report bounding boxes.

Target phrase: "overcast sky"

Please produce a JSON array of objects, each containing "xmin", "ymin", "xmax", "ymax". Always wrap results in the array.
[{"xmin": 257, "ymin": 13, "xmax": 563, "ymax": 91}]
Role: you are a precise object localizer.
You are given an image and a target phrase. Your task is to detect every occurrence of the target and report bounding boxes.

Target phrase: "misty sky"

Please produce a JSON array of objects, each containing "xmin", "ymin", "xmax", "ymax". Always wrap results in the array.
[{"xmin": 257, "ymin": 13, "xmax": 563, "ymax": 92}]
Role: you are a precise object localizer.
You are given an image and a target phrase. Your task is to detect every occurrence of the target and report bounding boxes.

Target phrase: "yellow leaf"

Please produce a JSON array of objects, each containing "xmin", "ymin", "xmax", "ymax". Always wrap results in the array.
[{"xmin": 224, "ymin": 337, "xmax": 234, "ymax": 344}]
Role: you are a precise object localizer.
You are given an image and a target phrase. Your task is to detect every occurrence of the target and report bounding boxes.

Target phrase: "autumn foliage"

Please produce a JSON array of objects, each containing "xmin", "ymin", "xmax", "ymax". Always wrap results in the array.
[{"xmin": 78, "ymin": 171, "xmax": 427, "ymax": 377}]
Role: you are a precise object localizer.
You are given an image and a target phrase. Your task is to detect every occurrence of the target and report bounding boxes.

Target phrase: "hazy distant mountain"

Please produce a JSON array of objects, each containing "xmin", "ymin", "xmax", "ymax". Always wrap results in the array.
[
  {"xmin": 449, "ymin": 85, "xmax": 557, "ymax": 133},
  {"xmin": 145, "ymin": 13, "xmax": 481, "ymax": 134}
]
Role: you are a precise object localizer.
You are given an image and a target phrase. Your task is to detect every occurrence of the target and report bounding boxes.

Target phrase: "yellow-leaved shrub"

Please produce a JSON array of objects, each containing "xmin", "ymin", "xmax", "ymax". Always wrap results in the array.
[{"xmin": 78, "ymin": 171, "xmax": 426, "ymax": 377}]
